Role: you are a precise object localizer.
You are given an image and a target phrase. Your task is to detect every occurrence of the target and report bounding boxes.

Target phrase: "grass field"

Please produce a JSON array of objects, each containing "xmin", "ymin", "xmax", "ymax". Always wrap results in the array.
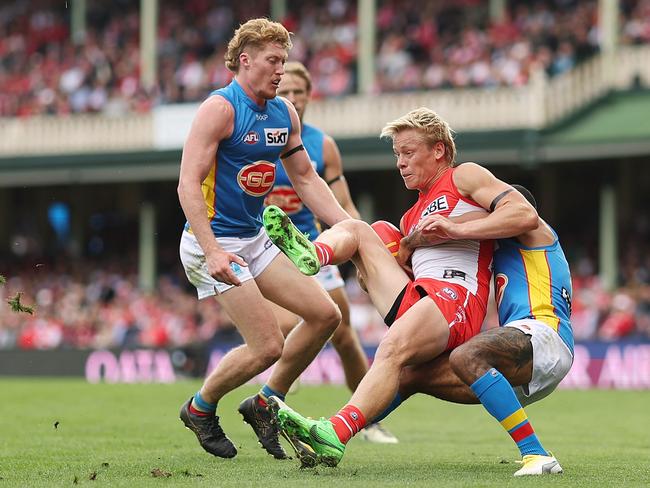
[{"xmin": 0, "ymin": 379, "xmax": 648, "ymax": 487}]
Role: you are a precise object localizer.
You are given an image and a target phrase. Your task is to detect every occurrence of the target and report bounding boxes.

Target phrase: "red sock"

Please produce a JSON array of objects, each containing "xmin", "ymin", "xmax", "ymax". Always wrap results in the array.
[
  {"xmin": 329, "ymin": 404, "xmax": 366, "ymax": 444},
  {"xmin": 188, "ymin": 403, "xmax": 210, "ymax": 417},
  {"xmin": 314, "ymin": 242, "xmax": 334, "ymax": 266}
]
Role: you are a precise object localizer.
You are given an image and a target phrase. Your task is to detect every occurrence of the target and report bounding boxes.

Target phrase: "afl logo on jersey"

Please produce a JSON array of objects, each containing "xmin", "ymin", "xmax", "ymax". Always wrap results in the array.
[
  {"xmin": 265, "ymin": 186, "xmax": 303, "ymax": 214},
  {"xmin": 441, "ymin": 287, "xmax": 458, "ymax": 300},
  {"xmin": 243, "ymin": 131, "xmax": 260, "ymax": 145},
  {"xmin": 237, "ymin": 161, "xmax": 276, "ymax": 196},
  {"xmin": 495, "ymin": 273, "xmax": 508, "ymax": 306}
]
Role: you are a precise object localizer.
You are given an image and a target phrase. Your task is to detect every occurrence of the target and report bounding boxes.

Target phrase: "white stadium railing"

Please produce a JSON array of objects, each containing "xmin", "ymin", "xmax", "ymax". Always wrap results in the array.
[
  {"xmin": 1, "ymin": 45, "xmax": 649, "ymax": 157},
  {"xmin": 0, "ymin": 113, "xmax": 153, "ymax": 156}
]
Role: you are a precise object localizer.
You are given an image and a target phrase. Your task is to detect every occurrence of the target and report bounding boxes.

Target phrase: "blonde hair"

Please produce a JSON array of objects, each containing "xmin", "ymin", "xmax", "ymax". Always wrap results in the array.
[
  {"xmin": 225, "ymin": 18, "xmax": 292, "ymax": 73},
  {"xmin": 283, "ymin": 61, "xmax": 312, "ymax": 93},
  {"xmin": 380, "ymin": 107, "xmax": 457, "ymax": 164}
]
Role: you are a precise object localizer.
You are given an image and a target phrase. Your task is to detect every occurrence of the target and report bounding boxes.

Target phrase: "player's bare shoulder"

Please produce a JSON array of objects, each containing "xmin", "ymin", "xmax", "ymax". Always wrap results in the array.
[
  {"xmin": 452, "ymin": 162, "xmax": 493, "ymax": 195},
  {"xmin": 453, "ymin": 162, "xmax": 489, "ymax": 179},
  {"xmin": 323, "ymin": 134, "xmax": 339, "ymax": 152},
  {"xmin": 200, "ymin": 94, "xmax": 234, "ymax": 116},
  {"xmin": 193, "ymin": 94, "xmax": 235, "ymax": 139}
]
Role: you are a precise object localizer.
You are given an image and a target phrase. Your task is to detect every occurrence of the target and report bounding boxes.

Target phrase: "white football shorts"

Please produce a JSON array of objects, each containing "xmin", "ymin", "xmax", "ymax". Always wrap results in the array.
[
  {"xmin": 506, "ymin": 319, "xmax": 574, "ymax": 406},
  {"xmin": 179, "ymin": 228, "xmax": 280, "ymax": 299},
  {"xmin": 315, "ymin": 264, "xmax": 345, "ymax": 292}
]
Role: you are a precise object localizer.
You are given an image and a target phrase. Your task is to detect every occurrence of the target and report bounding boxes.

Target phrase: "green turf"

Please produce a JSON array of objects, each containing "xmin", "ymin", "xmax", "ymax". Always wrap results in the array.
[{"xmin": 0, "ymin": 379, "xmax": 648, "ymax": 487}]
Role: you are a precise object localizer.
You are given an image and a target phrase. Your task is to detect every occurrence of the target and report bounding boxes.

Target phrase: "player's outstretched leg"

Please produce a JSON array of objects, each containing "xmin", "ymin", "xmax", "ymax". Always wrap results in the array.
[
  {"xmin": 179, "ymin": 397, "xmax": 237, "ymax": 458},
  {"xmin": 238, "ymin": 395, "xmax": 288, "ymax": 459},
  {"xmin": 263, "ymin": 205, "xmax": 320, "ymax": 276},
  {"xmin": 268, "ymin": 396, "xmax": 345, "ymax": 467}
]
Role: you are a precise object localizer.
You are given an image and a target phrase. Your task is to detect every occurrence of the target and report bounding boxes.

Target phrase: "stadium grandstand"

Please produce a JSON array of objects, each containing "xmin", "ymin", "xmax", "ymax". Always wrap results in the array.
[{"xmin": 1, "ymin": 0, "xmax": 649, "ymax": 384}]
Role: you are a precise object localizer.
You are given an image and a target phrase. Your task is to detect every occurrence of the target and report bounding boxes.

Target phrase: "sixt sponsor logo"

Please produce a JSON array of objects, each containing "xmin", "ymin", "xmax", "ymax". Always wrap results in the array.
[{"xmin": 264, "ymin": 127, "xmax": 289, "ymax": 146}]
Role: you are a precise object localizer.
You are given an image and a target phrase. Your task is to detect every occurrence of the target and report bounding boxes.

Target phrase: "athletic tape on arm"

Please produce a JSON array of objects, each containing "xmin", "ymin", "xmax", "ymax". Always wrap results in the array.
[
  {"xmin": 326, "ymin": 174, "xmax": 343, "ymax": 186},
  {"xmin": 489, "ymin": 188, "xmax": 514, "ymax": 212},
  {"xmin": 280, "ymin": 144, "xmax": 305, "ymax": 159}
]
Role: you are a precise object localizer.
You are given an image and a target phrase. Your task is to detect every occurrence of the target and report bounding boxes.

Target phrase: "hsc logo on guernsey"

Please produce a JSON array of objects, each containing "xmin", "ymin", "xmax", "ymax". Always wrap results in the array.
[{"xmin": 237, "ymin": 161, "xmax": 276, "ymax": 196}]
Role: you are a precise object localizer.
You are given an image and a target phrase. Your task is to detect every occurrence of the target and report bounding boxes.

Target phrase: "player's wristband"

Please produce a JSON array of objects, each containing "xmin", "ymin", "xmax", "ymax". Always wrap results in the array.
[{"xmin": 280, "ymin": 144, "xmax": 305, "ymax": 159}]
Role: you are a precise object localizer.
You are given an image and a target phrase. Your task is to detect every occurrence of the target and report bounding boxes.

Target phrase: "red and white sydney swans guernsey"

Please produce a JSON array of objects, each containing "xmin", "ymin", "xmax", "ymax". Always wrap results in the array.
[
  {"xmin": 401, "ymin": 167, "xmax": 493, "ymax": 296},
  {"xmin": 398, "ymin": 167, "xmax": 494, "ymax": 348}
]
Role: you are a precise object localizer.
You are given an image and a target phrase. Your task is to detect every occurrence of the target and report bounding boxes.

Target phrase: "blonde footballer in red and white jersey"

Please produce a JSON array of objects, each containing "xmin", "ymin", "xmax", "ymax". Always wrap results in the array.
[
  {"xmin": 397, "ymin": 166, "xmax": 494, "ymax": 347},
  {"xmin": 264, "ymin": 107, "xmax": 539, "ymax": 466},
  {"xmin": 401, "ymin": 167, "xmax": 493, "ymax": 294}
]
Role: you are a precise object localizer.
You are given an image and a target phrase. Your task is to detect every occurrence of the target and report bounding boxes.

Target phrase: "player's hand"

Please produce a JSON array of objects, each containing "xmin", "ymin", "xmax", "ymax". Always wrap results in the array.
[
  {"xmin": 416, "ymin": 214, "xmax": 462, "ymax": 240},
  {"xmin": 396, "ymin": 239, "xmax": 413, "ymax": 268},
  {"xmin": 206, "ymin": 250, "xmax": 248, "ymax": 286}
]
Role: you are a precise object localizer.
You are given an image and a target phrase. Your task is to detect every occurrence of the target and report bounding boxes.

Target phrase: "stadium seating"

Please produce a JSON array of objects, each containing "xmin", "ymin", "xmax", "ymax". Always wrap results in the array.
[
  {"xmin": 2, "ymin": 237, "xmax": 650, "ymax": 350},
  {"xmin": 1, "ymin": 0, "xmax": 650, "ymax": 116}
]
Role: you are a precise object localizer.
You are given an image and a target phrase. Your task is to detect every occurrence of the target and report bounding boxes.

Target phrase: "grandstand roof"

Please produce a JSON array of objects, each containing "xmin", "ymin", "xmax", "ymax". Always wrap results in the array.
[{"xmin": 545, "ymin": 90, "xmax": 650, "ymax": 144}]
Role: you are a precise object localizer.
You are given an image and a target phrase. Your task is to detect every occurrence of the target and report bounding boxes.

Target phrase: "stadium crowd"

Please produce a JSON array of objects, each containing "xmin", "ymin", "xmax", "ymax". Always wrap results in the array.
[
  {"xmin": 0, "ymin": 260, "xmax": 230, "ymax": 350},
  {"xmin": 2, "ymin": 0, "xmax": 650, "ymax": 117},
  {"xmin": 2, "ymin": 239, "xmax": 650, "ymax": 350}
]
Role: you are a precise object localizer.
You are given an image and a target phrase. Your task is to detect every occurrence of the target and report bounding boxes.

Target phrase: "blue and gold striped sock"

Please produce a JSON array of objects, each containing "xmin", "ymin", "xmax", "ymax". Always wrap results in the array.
[
  {"xmin": 470, "ymin": 368, "xmax": 547, "ymax": 457},
  {"xmin": 258, "ymin": 384, "xmax": 285, "ymax": 407}
]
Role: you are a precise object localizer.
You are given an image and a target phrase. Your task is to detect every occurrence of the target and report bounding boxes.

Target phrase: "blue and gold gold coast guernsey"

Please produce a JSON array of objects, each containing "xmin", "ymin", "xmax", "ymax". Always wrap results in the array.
[
  {"xmin": 184, "ymin": 79, "xmax": 292, "ymax": 237},
  {"xmin": 494, "ymin": 227, "xmax": 574, "ymax": 354},
  {"xmin": 265, "ymin": 123, "xmax": 325, "ymax": 240}
]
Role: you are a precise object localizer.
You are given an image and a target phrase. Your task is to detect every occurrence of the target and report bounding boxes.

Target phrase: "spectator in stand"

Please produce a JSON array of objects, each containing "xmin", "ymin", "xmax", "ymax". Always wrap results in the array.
[
  {"xmin": 3, "ymin": 0, "xmax": 650, "ymax": 117},
  {"xmin": 622, "ymin": 0, "xmax": 650, "ymax": 44},
  {"xmin": 374, "ymin": 0, "xmax": 602, "ymax": 92},
  {"xmin": 3, "ymin": 235, "xmax": 650, "ymax": 351},
  {"xmin": 0, "ymin": 261, "xmax": 234, "ymax": 350}
]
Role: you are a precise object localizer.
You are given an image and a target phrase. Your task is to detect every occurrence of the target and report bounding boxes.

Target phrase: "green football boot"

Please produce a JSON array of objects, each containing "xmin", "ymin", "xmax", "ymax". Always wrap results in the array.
[
  {"xmin": 282, "ymin": 433, "xmax": 319, "ymax": 469},
  {"xmin": 268, "ymin": 396, "xmax": 345, "ymax": 467},
  {"xmin": 262, "ymin": 205, "xmax": 320, "ymax": 276}
]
